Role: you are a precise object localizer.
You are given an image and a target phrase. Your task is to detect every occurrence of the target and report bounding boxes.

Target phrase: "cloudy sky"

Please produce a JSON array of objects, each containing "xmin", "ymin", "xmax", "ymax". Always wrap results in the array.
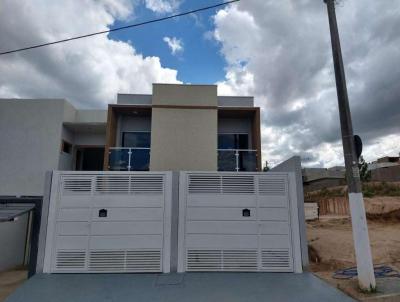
[{"xmin": 0, "ymin": 0, "xmax": 399, "ymax": 167}]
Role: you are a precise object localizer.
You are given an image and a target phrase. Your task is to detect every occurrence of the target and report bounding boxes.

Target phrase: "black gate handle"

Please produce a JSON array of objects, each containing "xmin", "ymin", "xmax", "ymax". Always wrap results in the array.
[{"xmin": 99, "ymin": 209, "xmax": 107, "ymax": 217}]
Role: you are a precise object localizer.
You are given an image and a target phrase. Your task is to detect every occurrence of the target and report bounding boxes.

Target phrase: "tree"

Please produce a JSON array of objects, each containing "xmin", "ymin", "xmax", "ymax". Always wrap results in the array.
[
  {"xmin": 358, "ymin": 156, "xmax": 371, "ymax": 182},
  {"xmin": 263, "ymin": 161, "xmax": 270, "ymax": 172}
]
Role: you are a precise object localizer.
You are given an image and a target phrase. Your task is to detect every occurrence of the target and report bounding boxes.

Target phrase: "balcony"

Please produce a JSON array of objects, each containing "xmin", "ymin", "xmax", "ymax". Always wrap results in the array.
[
  {"xmin": 108, "ymin": 148, "xmax": 257, "ymax": 172},
  {"xmin": 108, "ymin": 147, "xmax": 150, "ymax": 171},
  {"xmin": 218, "ymin": 149, "xmax": 258, "ymax": 172}
]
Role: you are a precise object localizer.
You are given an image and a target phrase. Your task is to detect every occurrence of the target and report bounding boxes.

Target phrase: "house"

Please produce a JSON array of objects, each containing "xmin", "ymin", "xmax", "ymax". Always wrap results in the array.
[
  {"xmin": 302, "ymin": 166, "xmax": 346, "ymax": 192},
  {"xmin": 0, "ymin": 83, "xmax": 261, "ymax": 197},
  {"xmin": 369, "ymin": 155, "xmax": 400, "ymax": 182},
  {"xmin": 0, "ymin": 84, "xmax": 308, "ymax": 276}
]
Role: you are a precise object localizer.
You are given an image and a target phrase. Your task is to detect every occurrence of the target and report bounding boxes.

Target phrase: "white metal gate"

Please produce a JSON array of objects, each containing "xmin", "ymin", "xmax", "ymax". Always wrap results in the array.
[
  {"xmin": 178, "ymin": 172, "xmax": 302, "ymax": 273},
  {"xmin": 43, "ymin": 171, "xmax": 172, "ymax": 273}
]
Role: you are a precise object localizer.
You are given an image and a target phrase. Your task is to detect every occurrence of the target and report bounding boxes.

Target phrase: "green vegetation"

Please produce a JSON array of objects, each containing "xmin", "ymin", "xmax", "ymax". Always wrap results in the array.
[
  {"xmin": 304, "ymin": 187, "xmax": 345, "ymax": 201},
  {"xmin": 358, "ymin": 156, "xmax": 371, "ymax": 182},
  {"xmin": 362, "ymin": 182, "xmax": 400, "ymax": 198},
  {"xmin": 358, "ymin": 284, "xmax": 378, "ymax": 294},
  {"xmin": 263, "ymin": 161, "xmax": 270, "ymax": 172},
  {"xmin": 305, "ymin": 182, "xmax": 400, "ymax": 201}
]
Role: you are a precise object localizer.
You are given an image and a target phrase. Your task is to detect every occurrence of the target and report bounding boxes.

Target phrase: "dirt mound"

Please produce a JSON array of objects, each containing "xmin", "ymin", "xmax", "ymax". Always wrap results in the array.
[
  {"xmin": 367, "ymin": 208, "xmax": 400, "ymax": 222},
  {"xmin": 365, "ymin": 197, "xmax": 400, "ymax": 221}
]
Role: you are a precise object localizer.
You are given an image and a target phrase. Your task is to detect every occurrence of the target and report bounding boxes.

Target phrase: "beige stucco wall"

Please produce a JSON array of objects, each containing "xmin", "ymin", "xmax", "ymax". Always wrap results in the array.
[
  {"xmin": 152, "ymin": 84, "xmax": 217, "ymax": 107},
  {"xmin": 150, "ymin": 84, "xmax": 218, "ymax": 171},
  {"xmin": 150, "ymin": 108, "xmax": 217, "ymax": 171}
]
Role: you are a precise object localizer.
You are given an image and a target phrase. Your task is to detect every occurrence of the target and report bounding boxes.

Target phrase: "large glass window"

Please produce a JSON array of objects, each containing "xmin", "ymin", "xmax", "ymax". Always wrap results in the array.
[
  {"xmin": 122, "ymin": 132, "xmax": 151, "ymax": 148},
  {"xmin": 218, "ymin": 134, "xmax": 249, "ymax": 150},
  {"xmin": 217, "ymin": 134, "xmax": 257, "ymax": 172},
  {"xmin": 108, "ymin": 132, "xmax": 151, "ymax": 171}
]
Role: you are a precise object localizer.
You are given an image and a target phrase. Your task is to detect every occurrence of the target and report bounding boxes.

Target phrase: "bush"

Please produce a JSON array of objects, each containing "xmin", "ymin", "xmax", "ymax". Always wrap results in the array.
[
  {"xmin": 362, "ymin": 182, "xmax": 400, "ymax": 197},
  {"xmin": 304, "ymin": 182, "xmax": 400, "ymax": 200}
]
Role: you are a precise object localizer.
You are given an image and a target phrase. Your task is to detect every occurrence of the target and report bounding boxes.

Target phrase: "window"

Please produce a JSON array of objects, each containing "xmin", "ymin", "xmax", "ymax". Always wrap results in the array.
[
  {"xmin": 122, "ymin": 132, "xmax": 151, "ymax": 148},
  {"xmin": 75, "ymin": 147, "xmax": 104, "ymax": 171},
  {"xmin": 218, "ymin": 134, "xmax": 249, "ymax": 150},
  {"xmin": 61, "ymin": 140, "xmax": 72, "ymax": 154}
]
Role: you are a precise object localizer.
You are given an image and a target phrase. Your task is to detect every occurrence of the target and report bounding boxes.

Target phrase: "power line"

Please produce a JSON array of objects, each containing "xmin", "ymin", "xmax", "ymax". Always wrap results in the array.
[{"xmin": 0, "ymin": 0, "xmax": 239, "ymax": 56}]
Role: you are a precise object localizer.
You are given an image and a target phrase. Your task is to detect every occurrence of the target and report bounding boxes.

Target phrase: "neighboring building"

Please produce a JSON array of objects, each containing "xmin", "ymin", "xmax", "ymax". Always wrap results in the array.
[
  {"xmin": 376, "ymin": 156, "xmax": 400, "ymax": 164},
  {"xmin": 0, "ymin": 83, "xmax": 261, "ymax": 197},
  {"xmin": 368, "ymin": 155, "xmax": 400, "ymax": 171},
  {"xmin": 302, "ymin": 167, "xmax": 346, "ymax": 192},
  {"xmin": 369, "ymin": 155, "xmax": 400, "ymax": 182}
]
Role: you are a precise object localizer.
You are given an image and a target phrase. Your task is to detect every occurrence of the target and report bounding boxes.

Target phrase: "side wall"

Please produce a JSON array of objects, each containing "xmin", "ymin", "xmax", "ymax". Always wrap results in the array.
[
  {"xmin": 0, "ymin": 99, "xmax": 67, "ymax": 196},
  {"xmin": 271, "ymin": 156, "xmax": 309, "ymax": 269}
]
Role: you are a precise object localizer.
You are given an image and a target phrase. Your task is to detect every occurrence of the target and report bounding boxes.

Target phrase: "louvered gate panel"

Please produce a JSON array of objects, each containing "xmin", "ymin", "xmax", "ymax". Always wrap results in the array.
[
  {"xmin": 44, "ymin": 171, "xmax": 172, "ymax": 274},
  {"xmin": 178, "ymin": 172, "xmax": 301, "ymax": 273}
]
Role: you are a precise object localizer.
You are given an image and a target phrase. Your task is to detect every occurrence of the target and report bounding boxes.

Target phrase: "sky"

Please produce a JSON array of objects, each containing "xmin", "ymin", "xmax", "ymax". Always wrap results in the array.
[{"xmin": 0, "ymin": 0, "xmax": 399, "ymax": 168}]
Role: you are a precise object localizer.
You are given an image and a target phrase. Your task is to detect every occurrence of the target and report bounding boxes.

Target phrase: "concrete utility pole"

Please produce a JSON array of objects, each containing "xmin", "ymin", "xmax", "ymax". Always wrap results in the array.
[{"xmin": 323, "ymin": 0, "xmax": 376, "ymax": 290}]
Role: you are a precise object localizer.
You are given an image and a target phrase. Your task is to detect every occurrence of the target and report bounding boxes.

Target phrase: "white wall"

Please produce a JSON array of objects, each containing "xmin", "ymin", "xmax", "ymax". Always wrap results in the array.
[
  {"xmin": 74, "ymin": 132, "xmax": 106, "ymax": 146},
  {"xmin": 0, "ymin": 99, "xmax": 68, "ymax": 196},
  {"xmin": 271, "ymin": 156, "xmax": 309, "ymax": 268},
  {"xmin": 58, "ymin": 126, "xmax": 106, "ymax": 171}
]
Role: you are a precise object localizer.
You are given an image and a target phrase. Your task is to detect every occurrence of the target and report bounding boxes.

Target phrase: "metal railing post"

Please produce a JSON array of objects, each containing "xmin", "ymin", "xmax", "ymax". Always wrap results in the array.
[
  {"xmin": 127, "ymin": 148, "xmax": 132, "ymax": 171},
  {"xmin": 235, "ymin": 150, "xmax": 239, "ymax": 172}
]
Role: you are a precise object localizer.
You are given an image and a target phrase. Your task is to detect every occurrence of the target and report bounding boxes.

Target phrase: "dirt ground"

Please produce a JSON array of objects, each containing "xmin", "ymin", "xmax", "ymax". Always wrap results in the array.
[
  {"xmin": 308, "ymin": 218, "xmax": 400, "ymax": 270},
  {"xmin": 308, "ymin": 196, "xmax": 400, "ymax": 270},
  {"xmin": 307, "ymin": 200, "xmax": 400, "ymax": 301},
  {"xmin": 0, "ymin": 268, "xmax": 27, "ymax": 302}
]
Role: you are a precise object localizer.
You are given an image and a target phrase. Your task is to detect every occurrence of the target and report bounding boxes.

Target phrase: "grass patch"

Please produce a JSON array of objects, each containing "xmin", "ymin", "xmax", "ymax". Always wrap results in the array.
[
  {"xmin": 305, "ymin": 182, "xmax": 400, "ymax": 201},
  {"xmin": 362, "ymin": 182, "xmax": 400, "ymax": 197}
]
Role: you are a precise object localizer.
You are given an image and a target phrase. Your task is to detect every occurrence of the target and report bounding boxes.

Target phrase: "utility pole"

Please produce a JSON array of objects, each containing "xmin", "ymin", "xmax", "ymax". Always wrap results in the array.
[{"xmin": 323, "ymin": 0, "xmax": 376, "ymax": 290}]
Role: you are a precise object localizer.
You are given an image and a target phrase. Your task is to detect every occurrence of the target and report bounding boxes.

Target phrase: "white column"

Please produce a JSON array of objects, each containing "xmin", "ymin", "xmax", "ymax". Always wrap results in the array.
[{"xmin": 348, "ymin": 192, "xmax": 376, "ymax": 290}]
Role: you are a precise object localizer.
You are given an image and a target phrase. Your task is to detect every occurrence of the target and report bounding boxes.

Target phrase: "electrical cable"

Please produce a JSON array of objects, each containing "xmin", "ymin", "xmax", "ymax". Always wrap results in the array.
[{"xmin": 0, "ymin": 0, "xmax": 239, "ymax": 56}]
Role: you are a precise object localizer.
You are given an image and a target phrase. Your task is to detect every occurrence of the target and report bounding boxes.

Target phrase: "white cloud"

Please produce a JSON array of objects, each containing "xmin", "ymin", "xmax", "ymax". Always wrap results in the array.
[
  {"xmin": 144, "ymin": 0, "xmax": 180, "ymax": 14},
  {"xmin": 163, "ymin": 36, "xmax": 184, "ymax": 55},
  {"xmin": 0, "ymin": 0, "xmax": 180, "ymax": 108},
  {"xmin": 213, "ymin": 1, "xmax": 400, "ymax": 167}
]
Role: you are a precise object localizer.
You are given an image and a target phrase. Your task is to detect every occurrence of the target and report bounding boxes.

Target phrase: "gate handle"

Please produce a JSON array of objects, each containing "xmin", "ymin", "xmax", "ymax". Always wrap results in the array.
[
  {"xmin": 99, "ymin": 209, "xmax": 108, "ymax": 218},
  {"xmin": 242, "ymin": 208, "xmax": 251, "ymax": 217}
]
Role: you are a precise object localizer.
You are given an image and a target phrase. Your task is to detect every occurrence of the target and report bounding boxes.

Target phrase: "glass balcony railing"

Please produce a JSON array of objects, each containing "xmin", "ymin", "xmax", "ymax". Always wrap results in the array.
[
  {"xmin": 218, "ymin": 149, "xmax": 258, "ymax": 172},
  {"xmin": 108, "ymin": 147, "xmax": 256, "ymax": 172},
  {"xmin": 108, "ymin": 148, "xmax": 150, "ymax": 171}
]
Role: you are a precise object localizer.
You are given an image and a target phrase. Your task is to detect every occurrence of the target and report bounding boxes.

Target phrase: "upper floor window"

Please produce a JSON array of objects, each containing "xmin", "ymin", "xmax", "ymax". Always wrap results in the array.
[
  {"xmin": 218, "ymin": 134, "xmax": 249, "ymax": 150},
  {"xmin": 61, "ymin": 140, "xmax": 72, "ymax": 154},
  {"xmin": 122, "ymin": 132, "xmax": 151, "ymax": 148}
]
